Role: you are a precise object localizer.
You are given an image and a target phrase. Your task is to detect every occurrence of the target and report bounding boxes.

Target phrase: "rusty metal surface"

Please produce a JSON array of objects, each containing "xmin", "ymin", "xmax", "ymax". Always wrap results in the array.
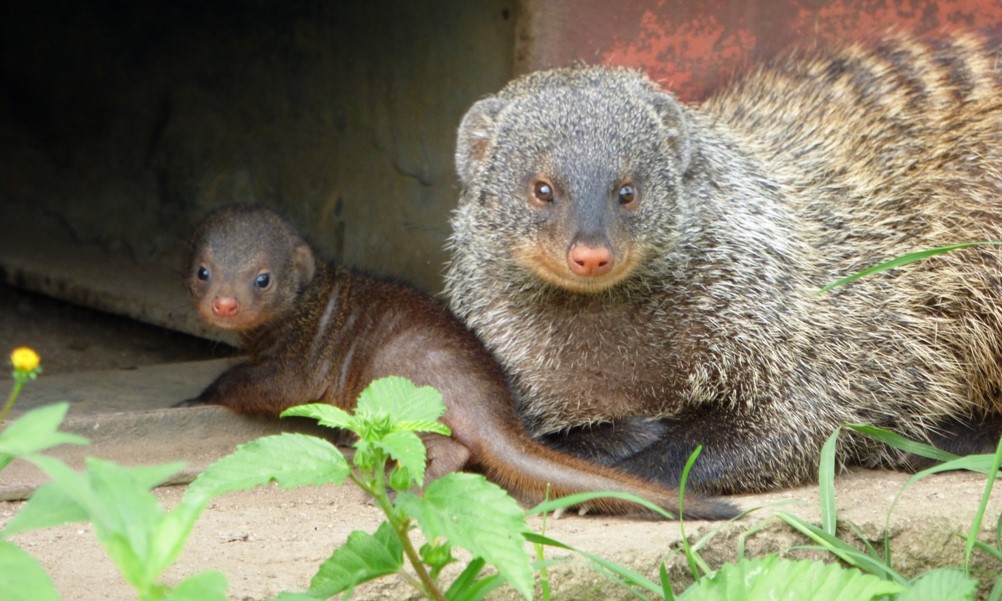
[{"xmin": 516, "ymin": 0, "xmax": 1002, "ymax": 101}]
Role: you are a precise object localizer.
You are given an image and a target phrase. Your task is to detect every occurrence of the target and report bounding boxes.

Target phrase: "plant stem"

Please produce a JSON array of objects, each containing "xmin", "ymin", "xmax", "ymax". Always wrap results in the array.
[
  {"xmin": 353, "ymin": 461, "xmax": 448, "ymax": 601},
  {"xmin": 0, "ymin": 378, "xmax": 24, "ymax": 422},
  {"xmin": 395, "ymin": 517, "xmax": 448, "ymax": 601}
]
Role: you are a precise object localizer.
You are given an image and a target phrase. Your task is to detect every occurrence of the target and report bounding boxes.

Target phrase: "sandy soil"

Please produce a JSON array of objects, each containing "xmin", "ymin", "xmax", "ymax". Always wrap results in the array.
[{"xmin": 2, "ymin": 464, "xmax": 1000, "ymax": 600}]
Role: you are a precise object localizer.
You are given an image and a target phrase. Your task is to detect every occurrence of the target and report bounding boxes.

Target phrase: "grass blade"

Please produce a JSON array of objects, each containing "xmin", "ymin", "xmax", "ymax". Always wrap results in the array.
[
  {"xmin": 818, "ymin": 242, "xmax": 1002, "ymax": 293},
  {"xmin": 965, "ymin": 433, "xmax": 1002, "ymax": 572},
  {"xmin": 819, "ymin": 428, "xmax": 840, "ymax": 536}
]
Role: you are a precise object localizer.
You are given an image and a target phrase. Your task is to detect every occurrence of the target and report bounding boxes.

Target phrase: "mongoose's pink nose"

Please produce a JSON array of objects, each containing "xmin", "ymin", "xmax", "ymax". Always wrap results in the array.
[
  {"xmin": 212, "ymin": 296, "xmax": 240, "ymax": 317},
  {"xmin": 568, "ymin": 244, "xmax": 614, "ymax": 277}
]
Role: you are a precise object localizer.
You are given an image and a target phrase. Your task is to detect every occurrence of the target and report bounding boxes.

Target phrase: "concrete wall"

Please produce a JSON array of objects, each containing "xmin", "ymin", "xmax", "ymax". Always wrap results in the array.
[{"xmin": 0, "ymin": 1, "xmax": 515, "ymax": 293}]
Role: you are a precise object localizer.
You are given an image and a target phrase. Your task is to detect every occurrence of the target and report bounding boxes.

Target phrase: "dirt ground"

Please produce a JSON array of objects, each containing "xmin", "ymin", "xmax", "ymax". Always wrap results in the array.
[
  {"xmin": 1, "ymin": 282, "xmax": 1000, "ymax": 600},
  {"xmin": 3, "ymin": 469, "xmax": 999, "ymax": 601}
]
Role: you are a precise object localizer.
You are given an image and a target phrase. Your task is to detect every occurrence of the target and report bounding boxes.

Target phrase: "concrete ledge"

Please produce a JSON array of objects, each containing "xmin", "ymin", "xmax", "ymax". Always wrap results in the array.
[
  {"xmin": 0, "ymin": 227, "xmax": 236, "ymax": 345},
  {"xmin": 0, "ymin": 358, "xmax": 339, "ymax": 501}
]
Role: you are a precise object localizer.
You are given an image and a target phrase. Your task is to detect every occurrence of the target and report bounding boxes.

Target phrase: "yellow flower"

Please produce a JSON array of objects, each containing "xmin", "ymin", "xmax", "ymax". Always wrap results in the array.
[{"xmin": 11, "ymin": 347, "xmax": 40, "ymax": 373}]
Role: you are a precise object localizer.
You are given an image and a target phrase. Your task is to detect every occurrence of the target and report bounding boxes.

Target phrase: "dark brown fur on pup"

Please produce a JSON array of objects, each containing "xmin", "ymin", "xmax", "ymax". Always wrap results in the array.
[
  {"xmin": 176, "ymin": 205, "xmax": 736, "ymax": 519},
  {"xmin": 446, "ymin": 33, "xmax": 1002, "ymax": 494}
]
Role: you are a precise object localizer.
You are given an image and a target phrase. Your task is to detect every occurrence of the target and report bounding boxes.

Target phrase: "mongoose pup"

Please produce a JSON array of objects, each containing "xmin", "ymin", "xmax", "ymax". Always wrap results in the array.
[
  {"xmin": 445, "ymin": 33, "xmax": 1002, "ymax": 494},
  {"xmin": 176, "ymin": 205, "xmax": 736, "ymax": 519}
]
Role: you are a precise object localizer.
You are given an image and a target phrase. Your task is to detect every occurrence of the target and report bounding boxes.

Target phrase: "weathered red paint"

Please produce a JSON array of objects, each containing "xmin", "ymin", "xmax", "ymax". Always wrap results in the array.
[{"xmin": 516, "ymin": 0, "xmax": 1002, "ymax": 101}]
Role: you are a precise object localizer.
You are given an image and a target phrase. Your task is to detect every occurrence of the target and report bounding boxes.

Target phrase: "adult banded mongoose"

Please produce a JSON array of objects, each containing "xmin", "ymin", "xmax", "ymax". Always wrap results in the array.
[
  {"xmin": 445, "ymin": 33, "xmax": 1002, "ymax": 494},
  {"xmin": 176, "ymin": 205, "xmax": 736, "ymax": 519}
]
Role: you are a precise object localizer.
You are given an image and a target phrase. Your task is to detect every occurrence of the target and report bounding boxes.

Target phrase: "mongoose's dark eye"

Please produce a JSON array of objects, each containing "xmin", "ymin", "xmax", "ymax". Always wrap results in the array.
[
  {"xmin": 255, "ymin": 273, "xmax": 271, "ymax": 289},
  {"xmin": 617, "ymin": 183, "xmax": 636, "ymax": 205},
  {"xmin": 532, "ymin": 180, "xmax": 555, "ymax": 204},
  {"xmin": 197, "ymin": 266, "xmax": 209, "ymax": 281}
]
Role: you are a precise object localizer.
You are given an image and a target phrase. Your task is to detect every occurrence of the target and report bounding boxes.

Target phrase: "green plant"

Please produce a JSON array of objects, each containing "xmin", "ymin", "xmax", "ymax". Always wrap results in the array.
[
  {"xmin": 0, "ymin": 349, "xmax": 227, "ymax": 601},
  {"xmin": 185, "ymin": 375, "xmax": 534, "ymax": 600},
  {"xmin": 774, "ymin": 425, "xmax": 1002, "ymax": 601}
]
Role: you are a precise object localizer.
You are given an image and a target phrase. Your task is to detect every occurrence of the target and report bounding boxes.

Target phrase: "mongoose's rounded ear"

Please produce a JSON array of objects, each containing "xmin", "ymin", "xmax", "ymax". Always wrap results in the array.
[
  {"xmin": 292, "ymin": 241, "xmax": 316, "ymax": 284},
  {"xmin": 455, "ymin": 96, "xmax": 508, "ymax": 186},
  {"xmin": 649, "ymin": 92, "xmax": 692, "ymax": 175}
]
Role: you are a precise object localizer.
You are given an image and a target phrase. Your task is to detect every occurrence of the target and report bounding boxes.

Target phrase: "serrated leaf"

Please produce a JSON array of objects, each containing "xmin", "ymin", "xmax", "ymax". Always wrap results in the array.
[
  {"xmin": 376, "ymin": 431, "xmax": 427, "ymax": 485},
  {"xmin": 0, "ymin": 540, "xmax": 60, "ymax": 601},
  {"xmin": 395, "ymin": 420, "xmax": 451, "ymax": 436},
  {"xmin": 163, "ymin": 570, "xmax": 228, "ymax": 601},
  {"xmin": 1, "ymin": 481, "xmax": 89, "ymax": 536},
  {"xmin": 0, "ymin": 403, "xmax": 89, "ymax": 456},
  {"xmin": 186, "ymin": 433, "xmax": 349, "ymax": 503},
  {"xmin": 307, "ymin": 521, "xmax": 403, "ymax": 598},
  {"xmin": 898, "ymin": 568, "xmax": 977, "ymax": 601},
  {"xmin": 84, "ymin": 458, "xmax": 189, "ymax": 586},
  {"xmin": 280, "ymin": 403, "xmax": 357, "ymax": 431},
  {"xmin": 149, "ymin": 499, "xmax": 208, "ymax": 583},
  {"xmin": 23, "ymin": 454, "xmax": 105, "ymax": 529},
  {"xmin": 679, "ymin": 556, "xmax": 903, "ymax": 601},
  {"xmin": 355, "ymin": 376, "xmax": 447, "ymax": 427},
  {"xmin": 396, "ymin": 473, "xmax": 532, "ymax": 600}
]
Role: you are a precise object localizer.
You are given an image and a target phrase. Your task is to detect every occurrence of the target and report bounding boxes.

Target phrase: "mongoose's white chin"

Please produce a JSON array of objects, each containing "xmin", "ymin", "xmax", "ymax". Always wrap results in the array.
[{"xmin": 533, "ymin": 267, "xmax": 633, "ymax": 294}]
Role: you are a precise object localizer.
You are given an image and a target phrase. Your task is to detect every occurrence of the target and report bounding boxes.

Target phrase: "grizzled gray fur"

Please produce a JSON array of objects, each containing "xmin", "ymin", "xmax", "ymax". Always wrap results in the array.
[{"xmin": 445, "ymin": 33, "xmax": 1002, "ymax": 494}]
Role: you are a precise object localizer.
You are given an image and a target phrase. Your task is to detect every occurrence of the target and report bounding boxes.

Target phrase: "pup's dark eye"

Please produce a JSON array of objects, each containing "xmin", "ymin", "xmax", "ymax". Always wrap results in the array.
[
  {"xmin": 255, "ymin": 273, "xmax": 271, "ymax": 289},
  {"xmin": 618, "ymin": 183, "xmax": 636, "ymax": 205},
  {"xmin": 197, "ymin": 266, "xmax": 209, "ymax": 281},
  {"xmin": 532, "ymin": 180, "xmax": 555, "ymax": 203}
]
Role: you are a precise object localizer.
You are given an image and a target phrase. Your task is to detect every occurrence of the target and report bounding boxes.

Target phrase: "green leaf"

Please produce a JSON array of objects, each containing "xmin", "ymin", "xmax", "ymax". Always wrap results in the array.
[
  {"xmin": 148, "ymin": 499, "xmax": 209, "ymax": 584},
  {"xmin": 679, "ymin": 556, "xmax": 903, "ymax": 601},
  {"xmin": 989, "ymin": 573, "xmax": 1002, "ymax": 601},
  {"xmin": 0, "ymin": 403, "xmax": 88, "ymax": 456},
  {"xmin": 307, "ymin": 521, "xmax": 403, "ymax": 598},
  {"xmin": 819, "ymin": 428, "xmax": 840, "ymax": 536},
  {"xmin": 280, "ymin": 403, "xmax": 357, "ymax": 431},
  {"xmin": 529, "ymin": 490, "xmax": 676, "ymax": 519},
  {"xmin": 396, "ymin": 473, "xmax": 532, "ymax": 600},
  {"xmin": 525, "ymin": 532, "xmax": 663, "ymax": 596},
  {"xmin": 376, "ymin": 430, "xmax": 427, "ymax": 486},
  {"xmin": 898, "ymin": 568, "xmax": 977, "ymax": 601},
  {"xmin": 660, "ymin": 562, "xmax": 676, "ymax": 601},
  {"xmin": 84, "ymin": 458, "xmax": 189, "ymax": 588},
  {"xmin": 271, "ymin": 594, "xmax": 324, "ymax": 601},
  {"xmin": 445, "ymin": 557, "xmax": 506, "ymax": 601},
  {"xmin": 819, "ymin": 242, "xmax": 1002, "ymax": 293},
  {"xmin": 22, "ymin": 454, "xmax": 105, "ymax": 530},
  {"xmin": 355, "ymin": 376, "xmax": 449, "ymax": 433},
  {"xmin": 186, "ymin": 433, "xmax": 349, "ymax": 503},
  {"xmin": 966, "ymin": 433, "xmax": 1002, "ymax": 570},
  {"xmin": 775, "ymin": 513, "xmax": 908, "ymax": 584},
  {"xmin": 0, "ymin": 540, "xmax": 60, "ymax": 601},
  {"xmin": 845, "ymin": 424, "xmax": 957, "ymax": 463},
  {"xmin": 11, "ymin": 455, "xmax": 198, "ymax": 594},
  {"xmin": 1, "ymin": 481, "xmax": 89, "ymax": 536},
  {"xmin": 163, "ymin": 570, "xmax": 228, "ymax": 601}
]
